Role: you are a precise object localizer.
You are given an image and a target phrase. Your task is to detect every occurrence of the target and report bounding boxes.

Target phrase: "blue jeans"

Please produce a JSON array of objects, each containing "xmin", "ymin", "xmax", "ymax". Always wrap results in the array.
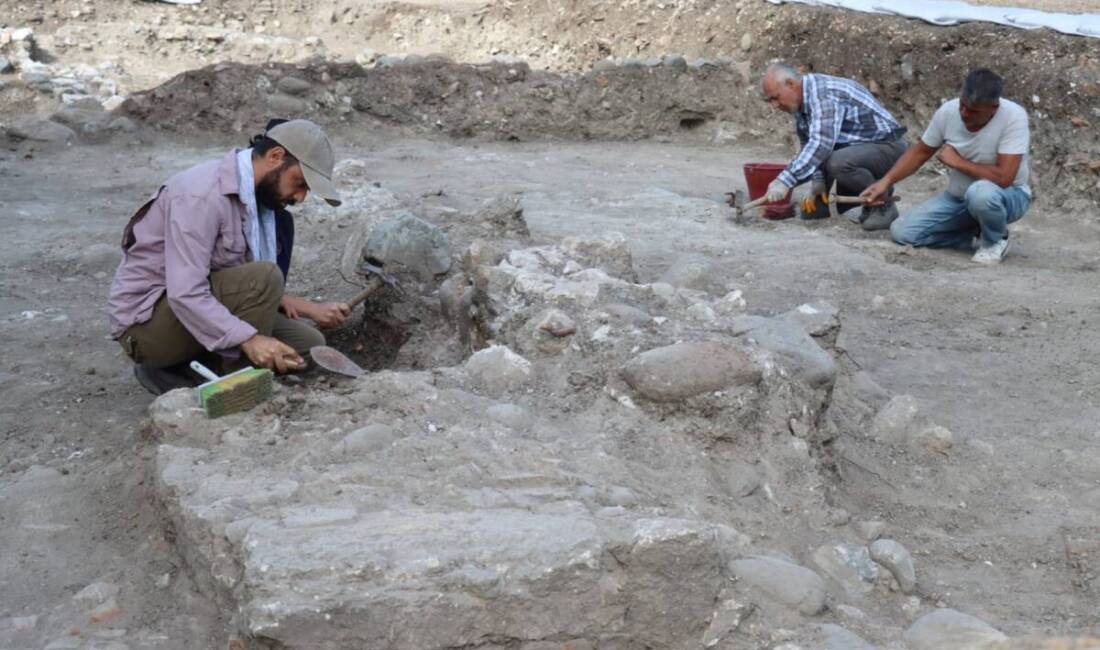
[{"xmin": 890, "ymin": 180, "xmax": 1031, "ymax": 250}]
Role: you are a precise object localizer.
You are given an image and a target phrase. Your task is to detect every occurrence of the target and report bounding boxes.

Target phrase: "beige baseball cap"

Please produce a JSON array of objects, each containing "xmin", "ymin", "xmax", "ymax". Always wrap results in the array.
[{"xmin": 266, "ymin": 119, "xmax": 342, "ymax": 207}]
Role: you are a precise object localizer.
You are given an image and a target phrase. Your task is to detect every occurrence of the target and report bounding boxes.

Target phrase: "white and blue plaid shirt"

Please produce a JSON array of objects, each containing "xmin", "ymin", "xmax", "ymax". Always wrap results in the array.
[{"xmin": 778, "ymin": 73, "xmax": 905, "ymax": 188}]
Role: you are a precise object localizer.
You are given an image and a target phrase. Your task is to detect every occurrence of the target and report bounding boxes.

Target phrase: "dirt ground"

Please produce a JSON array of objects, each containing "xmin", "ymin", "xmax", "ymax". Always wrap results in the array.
[
  {"xmin": 3, "ymin": 0, "xmax": 1100, "ymax": 648},
  {"xmin": 4, "ymin": 127, "xmax": 1100, "ymax": 647}
]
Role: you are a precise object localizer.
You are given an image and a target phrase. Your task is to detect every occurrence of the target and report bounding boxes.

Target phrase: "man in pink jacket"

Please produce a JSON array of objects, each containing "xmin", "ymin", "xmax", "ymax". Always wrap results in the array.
[{"xmin": 108, "ymin": 119, "xmax": 350, "ymax": 395}]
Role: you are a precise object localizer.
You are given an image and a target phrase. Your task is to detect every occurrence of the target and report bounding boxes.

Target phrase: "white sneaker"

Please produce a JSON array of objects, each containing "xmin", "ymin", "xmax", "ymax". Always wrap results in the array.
[{"xmin": 972, "ymin": 237, "xmax": 1012, "ymax": 265}]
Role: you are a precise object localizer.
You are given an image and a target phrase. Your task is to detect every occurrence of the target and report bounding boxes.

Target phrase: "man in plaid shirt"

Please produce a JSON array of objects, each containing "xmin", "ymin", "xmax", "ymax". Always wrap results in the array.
[{"xmin": 761, "ymin": 63, "xmax": 908, "ymax": 230}]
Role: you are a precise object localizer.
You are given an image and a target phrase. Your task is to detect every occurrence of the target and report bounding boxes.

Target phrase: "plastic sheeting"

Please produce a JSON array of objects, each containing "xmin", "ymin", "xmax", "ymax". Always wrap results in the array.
[{"xmin": 767, "ymin": 0, "xmax": 1100, "ymax": 38}]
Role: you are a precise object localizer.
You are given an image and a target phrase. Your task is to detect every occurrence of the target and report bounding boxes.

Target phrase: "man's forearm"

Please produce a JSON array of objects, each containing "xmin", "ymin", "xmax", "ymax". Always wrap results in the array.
[
  {"xmin": 949, "ymin": 158, "xmax": 1014, "ymax": 187},
  {"xmin": 882, "ymin": 145, "xmax": 934, "ymax": 186}
]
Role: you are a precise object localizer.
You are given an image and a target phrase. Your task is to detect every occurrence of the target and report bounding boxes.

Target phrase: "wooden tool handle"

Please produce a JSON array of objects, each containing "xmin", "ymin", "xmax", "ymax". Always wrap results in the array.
[
  {"xmin": 740, "ymin": 196, "xmax": 770, "ymax": 211},
  {"xmin": 346, "ymin": 275, "xmax": 384, "ymax": 309},
  {"xmin": 832, "ymin": 194, "xmax": 902, "ymax": 205}
]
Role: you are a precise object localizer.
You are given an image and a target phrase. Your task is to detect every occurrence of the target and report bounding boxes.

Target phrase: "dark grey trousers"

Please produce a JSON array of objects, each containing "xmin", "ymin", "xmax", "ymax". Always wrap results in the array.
[{"xmin": 822, "ymin": 138, "xmax": 908, "ymax": 213}]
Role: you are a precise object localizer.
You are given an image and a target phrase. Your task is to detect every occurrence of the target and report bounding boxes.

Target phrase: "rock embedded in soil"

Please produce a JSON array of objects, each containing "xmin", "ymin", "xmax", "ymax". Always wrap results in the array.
[
  {"xmin": 485, "ymin": 403, "xmax": 532, "ymax": 430},
  {"xmin": 904, "ymin": 609, "xmax": 1007, "ymax": 650},
  {"xmin": 266, "ymin": 92, "xmax": 308, "ymax": 114},
  {"xmin": 4, "ymin": 118, "xmax": 76, "ymax": 144},
  {"xmin": 729, "ymin": 555, "xmax": 827, "ymax": 615},
  {"xmin": 854, "ymin": 520, "xmax": 886, "ymax": 542},
  {"xmin": 464, "ymin": 345, "xmax": 532, "ymax": 396},
  {"xmin": 620, "ymin": 341, "xmax": 760, "ymax": 402},
  {"xmin": 658, "ymin": 254, "xmax": 719, "ymax": 292},
  {"xmin": 365, "ymin": 211, "xmax": 453, "ymax": 280},
  {"xmin": 872, "ymin": 394, "xmax": 921, "ymax": 441},
  {"xmin": 276, "ymin": 75, "xmax": 312, "ymax": 95},
  {"xmin": 72, "ymin": 581, "xmax": 120, "ymax": 606},
  {"xmin": 701, "ymin": 596, "xmax": 754, "ymax": 647},
  {"xmin": 332, "ymin": 423, "xmax": 399, "ymax": 454},
  {"xmin": 912, "ymin": 424, "xmax": 954, "ymax": 455},
  {"xmin": 814, "ymin": 623, "xmax": 878, "ymax": 650},
  {"xmin": 869, "ymin": 539, "xmax": 917, "ymax": 593},
  {"xmin": 731, "ymin": 315, "xmax": 837, "ymax": 388},
  {"xmin": 811, "ymin": 542, "xmax": 879, "ymax": 597}
]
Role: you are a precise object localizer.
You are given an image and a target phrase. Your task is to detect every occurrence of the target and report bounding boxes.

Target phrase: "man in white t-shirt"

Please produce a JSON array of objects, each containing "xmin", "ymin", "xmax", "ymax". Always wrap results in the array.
[{"xmin": 861, "ymin": 68, "xmax": 1031, "ymax": 264}]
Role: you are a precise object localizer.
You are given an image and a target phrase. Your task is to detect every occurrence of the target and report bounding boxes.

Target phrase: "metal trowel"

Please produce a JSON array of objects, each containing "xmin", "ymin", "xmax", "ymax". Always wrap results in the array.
[{"xmin": 310, "ymin": 345, "xmax": 365, "ymax": 378}]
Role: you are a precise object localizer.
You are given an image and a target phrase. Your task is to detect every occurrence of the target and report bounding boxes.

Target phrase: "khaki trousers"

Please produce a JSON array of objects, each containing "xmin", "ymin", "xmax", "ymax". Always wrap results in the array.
[{"xmin": 120, "ymin": 262, "xmax": 325, "ymax": 369}]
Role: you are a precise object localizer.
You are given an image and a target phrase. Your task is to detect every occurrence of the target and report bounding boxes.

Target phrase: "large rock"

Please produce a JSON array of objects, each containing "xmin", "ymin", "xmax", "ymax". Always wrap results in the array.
[
  {"xmin": 731, "ymin": 315, "xmax": 837, "ymax": 388},
  {"xmin": 365, "ymin": 211, "xmax": 452, "ymax": 280},
  {"xmin": 904, "ymin": 609, "xmax": 1007, "ymax": 650},
  {"xmin": 4, "ymin": 118, "xmax": 76, "ymax": 144},
  {"xmin": 729, "ymin": 555, "xmax": 827, "ymax": 615},
  {"xmin": 621, "ymin": 341, "xmax": 761, "ymax": 402}
]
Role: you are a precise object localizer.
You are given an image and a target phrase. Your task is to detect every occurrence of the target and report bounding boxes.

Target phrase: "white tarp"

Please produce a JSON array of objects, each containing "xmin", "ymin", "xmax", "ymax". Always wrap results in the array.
[{"xmin": 767, "ymin": 0, "xmax": 1100, "ymax": 38}]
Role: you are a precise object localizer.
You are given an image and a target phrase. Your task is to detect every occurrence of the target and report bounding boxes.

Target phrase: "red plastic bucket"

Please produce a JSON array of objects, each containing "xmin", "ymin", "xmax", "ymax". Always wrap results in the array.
[{"xmin": 743, "ymin": 162, "xmax": 794, "ymax": 220}]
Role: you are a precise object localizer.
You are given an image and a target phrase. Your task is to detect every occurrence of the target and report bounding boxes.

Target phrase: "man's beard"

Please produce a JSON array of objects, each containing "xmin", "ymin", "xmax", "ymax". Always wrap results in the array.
[{"xmin": 255, "ymin": 165, "xmax": 296, "ymax": 210}]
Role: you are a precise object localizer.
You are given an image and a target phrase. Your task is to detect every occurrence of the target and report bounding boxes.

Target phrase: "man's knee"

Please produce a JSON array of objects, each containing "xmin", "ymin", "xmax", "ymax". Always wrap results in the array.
[
  {"xmin": 964, "ymin": 180, "xmax": 1002, "ymax": 216},
  {"xmin": 823, "ymin": 153, "xmax": 850, "ymax": 180},
  {"xmin": 300, "ymin": 326, "xmax": 326, "ymax": 353},
  {"xmin": 274, "ymin": 316, "xmax": 327, "ymax": 355},
  {"xmin": 235, "ymin": 261, "xmax": 284, "ymax": 305},
  {"xmin": 890, "ymin": 215, "xmax": 917, "ymax": 246}
]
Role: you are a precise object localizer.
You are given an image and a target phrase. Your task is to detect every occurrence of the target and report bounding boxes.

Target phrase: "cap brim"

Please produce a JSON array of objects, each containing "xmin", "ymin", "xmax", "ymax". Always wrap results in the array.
[{"xmin": 300, "ymin": 163, "xmax": 342, "ymax": 207}]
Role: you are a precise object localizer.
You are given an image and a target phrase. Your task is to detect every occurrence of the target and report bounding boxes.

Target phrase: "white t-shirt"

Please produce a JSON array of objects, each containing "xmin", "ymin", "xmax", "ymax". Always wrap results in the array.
[{"xmin": 921, "ymin": 98, "xmax": 1030, "ymax": 198}]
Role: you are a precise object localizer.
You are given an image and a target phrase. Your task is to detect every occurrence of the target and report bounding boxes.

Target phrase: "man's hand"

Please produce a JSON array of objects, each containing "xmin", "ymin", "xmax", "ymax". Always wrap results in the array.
[
  {"xmin": 860, "ymin": 179, "xmax": 892, "ymax": 206},
  {"xmin": 240, "ymin": 334, "xmax": 304, "ymax": 374},
  {"xmin": 764, "ymin": 179, "xmax": 790, "ymax": 203},
  {"xmin": 308, "ymin": 302, "xmax": 351, "ymax": 330},
  {"xmin": 283, "ymin": 295, "xmax": 351, "ymax": 329},
  {"xmin": 937, "ymin": 144, "xmax": 965, "ymax": 170},
  {"xmin": 280, "ymin": 295, "xmax": 301, "ymax": 319}
]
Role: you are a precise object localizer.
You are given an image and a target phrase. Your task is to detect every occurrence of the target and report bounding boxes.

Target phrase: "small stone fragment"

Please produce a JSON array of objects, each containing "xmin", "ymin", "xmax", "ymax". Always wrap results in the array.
[
  {"xmin": 604, "ymin": 486, "xmax": 637, "ymax": 507},
  {"xmin": 332, "ymin": 423, "xmax": 398, "ymax": 454},
  {"xmin": 73, "ymin": 581, "xmax": 120, "ymax": 606},
  {"xmin": 88, "ymin": 598, "xmax": 122, "ymax": 624},
  {"xmin": 702, "ymin": 597, "xmax": 754, "ymax": 647},
  {"xmin": 869, "ymin": 539, "xmax": 917, "ymax": 594},
  {"xmin": 872, "ymin": 395, "xmax": 920, "ymax": 440},
  {"xmin": 486, "ymin": 403, "xmax": 532, "ymax": 430},
  {"xmin": 912, "ymin": 424, "xmax": 954, "ymax": 455},
  {"xmin": 534, "ymin": 309, "xmax": 576, "ymax": 338}
]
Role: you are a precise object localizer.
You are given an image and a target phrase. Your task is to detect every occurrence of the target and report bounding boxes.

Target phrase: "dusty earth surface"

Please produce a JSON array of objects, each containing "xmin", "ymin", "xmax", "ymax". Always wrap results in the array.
[{"xmin": 3, "ymin": 0, "xmax": 1100, "ymax": 649}]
